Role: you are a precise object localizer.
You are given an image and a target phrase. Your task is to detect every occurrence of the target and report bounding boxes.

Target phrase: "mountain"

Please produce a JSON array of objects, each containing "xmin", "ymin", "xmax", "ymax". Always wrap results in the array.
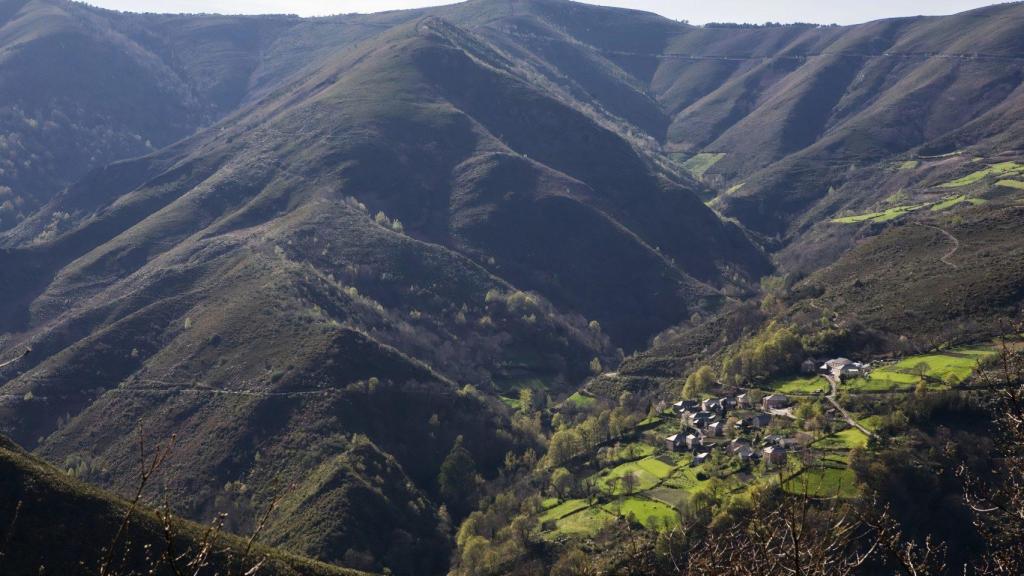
[
  {"xmin": 0, "ymin": 4, "xmax": 770, "ymax": 573},
  {"xmin": 0, "ymin": 434, "xmax": 364, "ymax": 575},
  {"xmin": 2, "ymin": 1, "xmax": 1024, "ymax": 575}
]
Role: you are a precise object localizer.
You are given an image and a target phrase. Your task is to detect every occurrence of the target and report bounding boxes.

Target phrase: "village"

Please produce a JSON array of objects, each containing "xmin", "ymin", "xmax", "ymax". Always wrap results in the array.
[
  {"xmin": 537, "ymin": 345, "xmax": 994, "ymax": 538},
  {"xmin": 662, "ymin": 357, "xmax": 870, "ymax": 470}
]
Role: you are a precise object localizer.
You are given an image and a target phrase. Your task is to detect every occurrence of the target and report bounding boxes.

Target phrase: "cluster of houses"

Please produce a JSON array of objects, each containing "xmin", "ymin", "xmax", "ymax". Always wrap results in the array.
[
  {"xmin": 659, "ymin": 357, "xmax": 869, "ymax": 470},
  {"xmin": 663, "ymin": 391, "xmax": 798, "ymax": 469}
]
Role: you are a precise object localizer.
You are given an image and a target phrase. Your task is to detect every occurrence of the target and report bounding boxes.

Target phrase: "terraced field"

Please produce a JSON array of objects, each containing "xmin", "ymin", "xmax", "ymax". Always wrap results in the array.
[
  {"xmin": 832, "ymin": 204, "xmax": 925, "ymax": 224},
  {"xmin": 645, "ymin": 486, "xmax": 689, "ymax": 509},
  {"xmin": 931, "ymin": 195, "xmax": 987, "ymax": 211},
  {"xmin": 565, "ymin": 391, "xmax": 596, "ymax": 408},
  {"xmin": 765, "ymin": 375, "xmax": 826, "ymax": 394},
  {"xmin": 547, "ymin": 507, "xmax": 615, "ymax": 537},
  {"xmin": 681, "ymin": 152, "xmax": 726, "ymax": 179},
  {"xmin": 539, "ymin": 499, "xmax": 590, "ymax": 525},
  {"xmin": 845, "ymin": 348, "xmax": 994, "ymax": 391},
  {"xmin": 604, "ymin": 497, "xmax": 678, "ymax": 529},
  {"xmin": 784, "ymin": 465, "xmax": 860, "ymax": 498},
  {"xmin": 595, "ymin": 456, "xmax": 672, "ymax": 495},
  {"xmin": 813, "ymin": 426, "xmax": 869, "ymax": 450},
  {"xmin": 940, "ymin": 161, "xmax": 1024, "ymax": 188}
]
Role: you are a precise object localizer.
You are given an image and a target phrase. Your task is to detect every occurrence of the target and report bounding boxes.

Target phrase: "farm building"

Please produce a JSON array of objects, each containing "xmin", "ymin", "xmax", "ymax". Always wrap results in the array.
[
  {"xmin": 708, "ymin": 421, "xmax": 724, "ymax": 437},
  {"xmin": 665, "ymin": 434, "xmax": 686, "ymax": 452},
  {"xmin": 762, "ymin": 393, "xmax": 791, "ymax": 410},
  {"xmin": 763, "ymin": 446, "xmax": 788, "ymax": 467},
  {"xmin": 821, "ymin": 358, "xmax": 868, "ymax": 380}
]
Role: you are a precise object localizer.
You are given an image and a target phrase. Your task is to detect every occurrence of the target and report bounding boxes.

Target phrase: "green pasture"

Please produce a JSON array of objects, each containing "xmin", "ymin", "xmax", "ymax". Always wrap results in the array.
[
  {"xmin": 940, "ymin": 161, "xmax": 1024, "ymax": 188},
  {"xmin": 784, "ymin": 465, "xmax": 860, "ymax": 498},
  {"xmin": 682, "ymin": 152, "xmax": 726, "ymax": 179},
  {"xmin": 605, "ymin": 497, "xmax": 679, "ymax": 530},
  {"xmin": 832, "ymin": 204, "xmax": 925, "ymax": 224},
  {"xmin": 765, "ymin": 375, "xmax": 826, "ymax": 394}
]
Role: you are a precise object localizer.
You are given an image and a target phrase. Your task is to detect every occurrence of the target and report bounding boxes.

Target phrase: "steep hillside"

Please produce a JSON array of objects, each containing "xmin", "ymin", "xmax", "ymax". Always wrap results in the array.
[
  {"xmin": 0, "ymin": 13, "xmax": 771, "ymax": 575},
  {"xmin": 0, "ymin": 0, "xmax": 302, "ymax": 229},
  {"xmin": 3, "ymin": 1, "xmax": 1024, "ymax": 574},
  {"xmin": 0, "ymin": 435, "xmax": 364, "ymax": 576}
]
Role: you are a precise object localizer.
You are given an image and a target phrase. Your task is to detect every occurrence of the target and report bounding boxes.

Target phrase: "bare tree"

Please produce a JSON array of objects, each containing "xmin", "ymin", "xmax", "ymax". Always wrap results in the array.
[
  {"xmin": 958, "ymin": 331, "xmax": 1024, "ymax": 575},
  {"xmin": 621, "ymin": 472, "xmax": 637, "ymax": 496}
]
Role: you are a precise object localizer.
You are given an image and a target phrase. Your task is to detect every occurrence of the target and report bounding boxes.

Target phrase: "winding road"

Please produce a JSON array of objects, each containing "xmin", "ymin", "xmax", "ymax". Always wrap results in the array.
[
  {"xmin": 823, "ymin": 373, "xmax": 876, "ymax": 439},
  {"xmin": 0, "ymin": 349, "xmax": 30, "ymax": 371}
]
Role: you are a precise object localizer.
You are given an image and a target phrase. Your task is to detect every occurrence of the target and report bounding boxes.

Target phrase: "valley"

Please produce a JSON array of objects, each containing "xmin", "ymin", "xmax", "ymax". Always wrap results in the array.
[{"xmin": 1, "ymin": 0, "xmax": 1023, "ymax": 574}]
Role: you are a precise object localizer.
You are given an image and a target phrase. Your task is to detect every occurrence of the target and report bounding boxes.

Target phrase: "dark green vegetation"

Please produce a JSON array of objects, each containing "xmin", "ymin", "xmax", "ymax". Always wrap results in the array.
[
  {"xmin": 0, "ymin": 435, "xmax": 363, "ymax": 575},
  {"xmin": 2, "ymin": 0, "xmax": 1024, "ymax": 575}
]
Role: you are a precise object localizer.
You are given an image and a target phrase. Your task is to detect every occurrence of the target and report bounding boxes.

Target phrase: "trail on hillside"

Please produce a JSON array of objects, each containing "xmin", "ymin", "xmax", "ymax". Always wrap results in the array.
[{"xmin": 916, "ymin": 222, "xmax": 961, "ymax": 270}]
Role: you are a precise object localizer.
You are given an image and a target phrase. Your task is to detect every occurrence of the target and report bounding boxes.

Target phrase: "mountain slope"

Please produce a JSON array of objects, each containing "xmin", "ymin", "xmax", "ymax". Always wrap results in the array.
[
  {"xmin": 0, "ymin": 13, "xmax": 771, "ymax": 574},
  {"xmin": 3, "ymin": 1, "xmax": 1024, "ymax": 574},
  {"xmin": 0, "ymin": 435, "xmax": 364, "ymax": 576}
]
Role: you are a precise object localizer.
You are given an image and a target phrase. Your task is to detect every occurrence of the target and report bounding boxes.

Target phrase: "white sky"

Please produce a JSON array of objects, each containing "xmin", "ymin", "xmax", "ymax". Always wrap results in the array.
[{"xmin": 82, "ymin": 0, "xmax": 1007, "ymax": 24}]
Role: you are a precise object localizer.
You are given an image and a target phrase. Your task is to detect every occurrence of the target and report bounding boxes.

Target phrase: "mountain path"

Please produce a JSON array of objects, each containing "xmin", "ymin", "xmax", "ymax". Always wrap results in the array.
[{"xmin": 915, "ymin": 222, "xmax": 961, "ymax": 270}]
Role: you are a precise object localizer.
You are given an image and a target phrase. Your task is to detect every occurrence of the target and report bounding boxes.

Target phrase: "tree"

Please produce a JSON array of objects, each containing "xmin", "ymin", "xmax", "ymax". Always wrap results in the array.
[
  {"xmin": 550, "ymin": 468, "xmax": 575, "ymax": 499},
  {"xmin": 590, "ymin": 357, "xmax": 603, "ymax": 375},
  {"xmin": 548, "ymin": 429, "xmax": 582, "ymax": 466},
  {"xmin": 619, "ymin": 390, "xmax": 634, "ymax": 409},
  {"xmin": 912, "ymin": 362, "xmax": 930, "ymax": 380},
  {"xmin": 622, "ymin": 471, "xmax": 638, "ymax": 496},
  {"xmin": 518, "ymin": 387, "xmax": 535, "ymax": 413},
  {"xmin": 960, "ymin": 338, "xmax": 1024, "ymax": 574},
  {"xmin": 551, "ymin": 548, "xmax": 594, "ymax": 576},
  {"xmin": 683, "ymin": 366, "xmax": 715, "ymax": 398},
  {"xmin": 438, "ymin": 436, "xmax": 479, "ymax": 519}
]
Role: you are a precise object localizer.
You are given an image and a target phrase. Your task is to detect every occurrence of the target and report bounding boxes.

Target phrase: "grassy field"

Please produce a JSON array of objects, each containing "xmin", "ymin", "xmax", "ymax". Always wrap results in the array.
[
  {"xmin": 547, "ymin": 507, "xmax": 615, "ymax": 537},
  {"xmin": 940, "ymin": 161, "xmax": 1024, "ymax": 188},
  {"xmin": 645, "ymin": 486, "xmax": 689, "ymax": 508},
  {"xmin": 539, "ymin": 499, "xmax": 590, "ymax": 524},
  {"xmin": 636, "ymin": 456, "xmax": 676, "ymax": 478},
  {"xmin": 605, "ymin": 497, "xmax": 679, "ymax": 529},
  {"xmin": 897, "ymin": 160, "xmax": 920, "ymax": 171},
  {"xmin": 765, "ymin": 375, "xmax": 826, "ymax": 394},
  {"xmin": 832, "ymin": 204, "xmax": 925, "ymax": 224},
  {"xmin": 814, "ymin": 427, "xmax": 868, "ymax": 450},
  {"xmin": 846, "ymin": 348, "xmax": 994, "ymax": 391},
  {"xmin": 565, "ymin": 391, "xmax": 596, "ymax": 408},
  {"xmin": 682, "ymin": 152, "xmax": 726, "ymax": 179},
  {"xmin": 784, "ymin": 466, "xmax": 860, "ymax": 498},
  {"xmin": 996, "ymin": 179, "xmax": 1024, "ymax": 190},
  {"xmin": 931, "ymin": 195, "xmax": 987, "ymax": 211},
  {"xmin": 835, "ymin": 427, "xmax": 869, "ymax": 449},
  {"xmin": 845, "ymin": 369, "xmax": 921, "ymax": 391},
  {"xmin": 595, "ymin": 457, "xmax": 669, "ymax": 495}
]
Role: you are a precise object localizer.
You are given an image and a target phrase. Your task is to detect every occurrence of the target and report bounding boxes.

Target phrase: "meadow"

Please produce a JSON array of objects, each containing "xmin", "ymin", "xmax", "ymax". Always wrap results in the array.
[
  {"xmin": 784, "ymin": 465, "xmax": 860, "ymax": 498},
  {"xmin": 831, "ymin": 204, "xmax": 925, "ymax": 224},
  {"xmin": 681, "ymin": 152, "xmax": 726, "ymax": 179},
  {"xmin": 764, "ymin": 374, "xmax": 826, "ymax": 394},
  {"xmin": 845, "ymin": 347, "xmax": 994, "ymax": 391},
  {"xmin": 940, "ymin": 161, "xmax": 1024, "ymax": 188}
]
